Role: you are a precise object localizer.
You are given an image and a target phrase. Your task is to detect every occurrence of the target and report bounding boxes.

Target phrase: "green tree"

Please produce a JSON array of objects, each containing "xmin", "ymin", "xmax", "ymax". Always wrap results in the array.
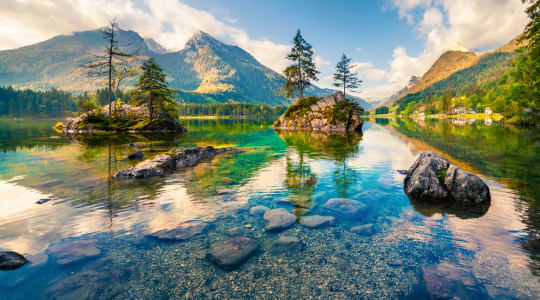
[
  {"xmin": 442, "ymin": 88, "xmax": 452, "ymax": 114},
  {"xmin": 403, "ymin": 102, "xmax": 416, "ymax": 116},
  {"xmin": 522, "ymin": 0, "xmax": 540, "ymax": 61},
  {"xmin": 283, "ymin": 30, "xmax": 320, "ymax": 99},
  {"xmin": 82, "ymin": 18, "xmax": 138, "ymax": 125},
  {"xmin": 375, "ymin": 106, "xmax": 390, "ymax": 114},
  {"xmin": 130, "ymin": 58, "xmax": 178, "ymax": 122},
  {"xmin": 333, "ymin": 54, "xmax": 362, "ymax": 99}
]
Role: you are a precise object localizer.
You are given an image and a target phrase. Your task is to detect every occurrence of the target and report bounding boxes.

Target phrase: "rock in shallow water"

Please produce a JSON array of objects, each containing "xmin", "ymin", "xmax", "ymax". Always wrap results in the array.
[
  {"xmin": 404, "ymin": 151, "xmax": 490, "ymax": 213},
  {"xmin": 127, "ymin": 151, "xmax": 144, "ymax": 160},
  {"xmin": 147, "ymin": 220, "xmax": 206, "ymax": 241},
  {"xmin": 249, "ymin": 205, "xmax": 270, "ymax": 216},
  {"xmin": 263, "ymin": 208, "xmax": 297, "ymax": 232},
  {"xmin": 323, "ymin": 198, "xmax": 366, "ymax": 218},
  {"xmin": 206, "ymin": 237, "xmax": 259, "ymax": 270},
  {"xmin": 268, "ymin": 236, "xmax": 302, "ymax": 254},
  {"xmin": 350, "ymin": 224, "xmax": 377, "ymax": 236},
  {"xmin": 114, "ymin": 146, "xmax": 235, "ymax": 179},
  {"xmin": 300, "ymin": 215, "xmax": 335, "ymax": 228},
  {"xmin": 47, "ymin": 240, "xmax": 101, "ymax": 265},
  {"xmin": 422, "ymin": 262, "xmax": 487, "ymax": 299},
  {"xmin": 0, "ymin": 251, "xmax": 28, "ymax": 270}
]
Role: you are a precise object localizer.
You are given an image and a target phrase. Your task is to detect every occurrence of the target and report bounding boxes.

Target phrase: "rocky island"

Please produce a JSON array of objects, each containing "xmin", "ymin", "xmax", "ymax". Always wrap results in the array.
[
  {"xmin": 57, "ymin": 101, "xmax": 186, "ymax": 134},
  {"xmin": 274, "ymin": 92, "xmax": 364, "ymax": 132}
]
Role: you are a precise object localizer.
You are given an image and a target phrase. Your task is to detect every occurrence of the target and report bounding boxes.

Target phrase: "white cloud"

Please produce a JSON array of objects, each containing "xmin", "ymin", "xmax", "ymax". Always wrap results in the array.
[
  {"xmin": 356, "ymin": 46, "xmax": 362, "ymax": 52},
  {"xmin": 0, "ymin": 0, "xmax": 290, "ymax": 72}
]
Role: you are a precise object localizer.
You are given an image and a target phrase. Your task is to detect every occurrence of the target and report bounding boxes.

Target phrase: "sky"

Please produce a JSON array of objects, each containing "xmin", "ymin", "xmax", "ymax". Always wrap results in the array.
[{"xmin": 0, "ymin": 0, "xmax": 530, "ymax": 102}]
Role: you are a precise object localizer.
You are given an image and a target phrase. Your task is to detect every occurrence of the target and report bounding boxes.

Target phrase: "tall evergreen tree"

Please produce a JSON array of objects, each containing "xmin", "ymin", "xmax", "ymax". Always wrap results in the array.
[
  {"xmin": 283, "ymin": 30, "xmax": 319, "ymax": 99},
  {"xmin": 522, "ymin": 0, "xmax": 540, "ymax": 60},
  {"xmin": 130, "ymin": 58, "xmax": 178, "ymax": 122},
  {"xmin": 82, "ymin": 18, "xmax": 138, "ymax": 124},
  {"xmin": 333, "ymin": 54, "xmax": 362, "ymax": 99}
]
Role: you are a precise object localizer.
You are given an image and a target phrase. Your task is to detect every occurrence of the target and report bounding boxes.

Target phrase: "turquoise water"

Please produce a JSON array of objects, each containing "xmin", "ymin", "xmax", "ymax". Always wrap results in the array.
[{"xmin": 0, "ymin": 118, "xmax": 539, "ymax": 299}]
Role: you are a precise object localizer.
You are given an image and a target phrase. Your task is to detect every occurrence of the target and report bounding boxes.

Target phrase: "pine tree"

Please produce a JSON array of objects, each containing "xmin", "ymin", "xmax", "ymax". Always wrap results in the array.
[
  {"xmin": 130, "ymin": 58, "xmax": 178, "ymax": 122},
  {"xmin": 333, "ymin": 54, "xmax": 362, "ymax": 99},
  {"xmin": 522, "ymin": 0, "xmax": 540, "ymax": 60},
  {"xmin": 283, "ymin": 30, "xmax": 320, "ymax": 99},
  {"xmin": 82, "ymin": 18, "xmax": 138, "ymax": 125}
]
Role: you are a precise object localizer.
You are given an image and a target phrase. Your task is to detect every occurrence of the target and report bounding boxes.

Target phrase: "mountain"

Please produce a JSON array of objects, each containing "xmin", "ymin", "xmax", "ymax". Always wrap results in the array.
[
  {"xmin": 393, "ymin": 35, "xmax": 525, "ymax": 111},
  {"xmin": 0, "ymin": 28, "xmax": 369, "ymax": 108},
  {"xmin": 396, "ymin": 35, "xmax": 526, "ymax": 101}
]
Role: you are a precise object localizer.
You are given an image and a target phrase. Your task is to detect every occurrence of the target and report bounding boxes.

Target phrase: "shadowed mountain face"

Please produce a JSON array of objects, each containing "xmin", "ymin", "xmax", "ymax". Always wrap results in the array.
[{"xmin": 0, "ymin": 29, "xmax": 372, "ymax": 108}]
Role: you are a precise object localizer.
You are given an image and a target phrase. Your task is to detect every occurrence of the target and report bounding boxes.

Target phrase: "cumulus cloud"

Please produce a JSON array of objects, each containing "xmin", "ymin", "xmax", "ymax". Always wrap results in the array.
[
  {"xmin": 0, "ymin": 0, "xmax": 290, "ymax": 72},
  {"xmin": 359, "ymin": 0, "xmax": 529, "ymax": 102}
]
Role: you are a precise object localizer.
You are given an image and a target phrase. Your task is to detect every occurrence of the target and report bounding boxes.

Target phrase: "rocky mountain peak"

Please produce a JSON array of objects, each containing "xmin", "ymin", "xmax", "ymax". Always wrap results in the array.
[{"xmin": 185, "ymin": 30, "xmax": 220, "ymax": 50}]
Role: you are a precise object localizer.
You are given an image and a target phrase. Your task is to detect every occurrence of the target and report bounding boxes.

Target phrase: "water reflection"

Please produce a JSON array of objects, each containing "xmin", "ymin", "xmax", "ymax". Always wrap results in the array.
[{"xmin": 0, "ymin": 118, "xmax": 539, "ymax": 298}]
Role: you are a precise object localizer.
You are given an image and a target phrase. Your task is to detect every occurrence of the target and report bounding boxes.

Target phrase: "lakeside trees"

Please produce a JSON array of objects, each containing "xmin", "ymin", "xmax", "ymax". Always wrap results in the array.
[
  {"xmin": 333, "ymin": 54, "xmax": 361, "ymax": 99},
  {"xmin": 283, "ymin": 30, "xmax": 319, "ymax": 100}
]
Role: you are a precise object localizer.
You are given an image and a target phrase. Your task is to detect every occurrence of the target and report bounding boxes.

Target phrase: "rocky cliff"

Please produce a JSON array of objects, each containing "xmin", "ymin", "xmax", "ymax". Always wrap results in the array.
[{"xmin": 274, "ymin": 92, "xmax": 363, "ymax": 132}]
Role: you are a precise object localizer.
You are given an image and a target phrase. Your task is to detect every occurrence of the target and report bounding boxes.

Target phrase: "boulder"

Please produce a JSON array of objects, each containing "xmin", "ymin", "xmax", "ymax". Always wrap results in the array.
[
  {"xmin": 323, "ymin": 198, "xmax": 366, "ymax": 218},
  {"xmin": 299, "ymin": 215, "xmax": 335, "ymax": 228},
  {"xmin": 114, "ymin": 147, "xmax": 236, "ymax": 179},
  {"xmin": 263, "ymin": 208, "xmax": 297, "ymax": 232},
  {"xmin": 404, "ymin": 151, "xmax": 490, "ymax": 213},
  {"xmin": 249, "ymin": 205, "xmax": 270, "ymax": 216},
  {"xmin": 268, "ymin": 236, "xmax": 302, "ymax": 254},
  {"xmin": 206, "ymin": 237, "xmax": 259, "ymax": 270},
  {"xmin": 444, "ymin": 165, "xmax": 491, "ymax": 209},
  {"xmin": 47, "ymin": 240, "xmax": 101, "ymax": 265},
  {"xmin": 422, "ymin": 263, "xmax": 487, "ymax": 299},
  {"xmin": 146, "ymin": 220, "xmax": 206, "ymax": 241},
  {"xmin": 0, "ymin": 251, "xmax": 28, "ymax": 270},
  {"xmin": 274, "ymin": 92, "xmax": 363, "ymax": 132},
  {"xmin": 403, "ymin": 151, "xmax": 450, "ymax": 202},
  {"xmin": 127, "ymin": 151, "xmax": 144, "ymax": 160},
  {"xmin": 114, "ymin": 154, "xmax": 174, "ymax": 178}
]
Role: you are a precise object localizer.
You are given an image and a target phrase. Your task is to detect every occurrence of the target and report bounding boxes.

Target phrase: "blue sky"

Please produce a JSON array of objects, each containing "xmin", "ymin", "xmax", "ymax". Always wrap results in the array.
[{"xmin": 0, "ymin": 0, "xmax": 530, "ymax": 102}]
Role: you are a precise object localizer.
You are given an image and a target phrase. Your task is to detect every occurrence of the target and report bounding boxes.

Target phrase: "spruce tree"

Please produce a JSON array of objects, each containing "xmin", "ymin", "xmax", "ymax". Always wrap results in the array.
[
  {"xmin": 130, "ymin": 58, "xmax": 178, "ymax": 122},
  {"xmin": 333, "ymin": 54, "xmax": 362, "ymax": 99},
  {"xmin": 283, "ymin": 30, "xmax": 320, "ymax": 99}
]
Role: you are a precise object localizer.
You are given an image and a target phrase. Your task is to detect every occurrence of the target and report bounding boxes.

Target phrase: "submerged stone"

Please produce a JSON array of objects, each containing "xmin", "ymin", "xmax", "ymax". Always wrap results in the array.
[
  {"xmin": 36, "ymin": 198, "xmax": 51, "ymax": 204},
  {"xmin": 268, "ymin": 236, "xmax": 302, "ymax": 254},
  {"xmin": 206, "ymin": 237, "xmax": 259, "ymax": 270},
  {"xmin": 350, "ymin": 224, "xmax": 377, "ymax": 236},
  {"xmin": 263, "ymin": 208, "xmax": 296, "ymax": 232},
  {"xmin": 300, "ymin": 215, "xmax": 335, "ymax": 228},
  {"xmin": 0, "ymin": 251, "xmax": 28, "ymax": 271},
  {"xmin": 422, "ymin": 262, "xmax": 487, "ymax": 299},
  {"xmin": 47, "ymin": 240, "xmax": 101, "ymax": 265},
  {"xmin": 127, "ymin": 151, "xmax": 144, "ymax": 160},
  {"xmin": 323, "ymin": 198, "xmax": 366, "ymax": 218},
  {"xmin": 147, "ymin": 220, "xmax": 206, "ymax": 241},
  {"xmin": 249, "ymin": 205, "xmax": 270, "ymax": 216}
]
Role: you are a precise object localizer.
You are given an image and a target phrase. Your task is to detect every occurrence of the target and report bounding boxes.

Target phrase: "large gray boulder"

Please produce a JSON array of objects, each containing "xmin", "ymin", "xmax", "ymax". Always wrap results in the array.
[
  {"xmin": 206, "ymin": 237, "xmax": 259, "ymax": 270},
  {"xmin": 323, "ymin": 198, "xmax": 366, "ymax": 219},
  {"xmin": 274, "ymin": 92, "xmax": 363, "ymax": 132},
  {"xmin": 404, "ymin": 151, "xmax": 490, "ymax": 213}
]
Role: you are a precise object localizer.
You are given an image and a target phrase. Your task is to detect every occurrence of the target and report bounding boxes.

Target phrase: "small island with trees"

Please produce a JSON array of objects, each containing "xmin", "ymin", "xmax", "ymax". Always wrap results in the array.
[
  {"xmin": 274, "ymin": 30, "xmax": 364, "ymax": 132},
  {"xmin": 56, "ymin": 20, "xmax": 185, "ymax": 134}
]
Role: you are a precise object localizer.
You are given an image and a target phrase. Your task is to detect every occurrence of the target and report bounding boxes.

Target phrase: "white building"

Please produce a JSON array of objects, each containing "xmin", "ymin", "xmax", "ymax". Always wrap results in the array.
[{"xmin": 485, "ymin": 107, "xmax": 492, "ymax": 115}]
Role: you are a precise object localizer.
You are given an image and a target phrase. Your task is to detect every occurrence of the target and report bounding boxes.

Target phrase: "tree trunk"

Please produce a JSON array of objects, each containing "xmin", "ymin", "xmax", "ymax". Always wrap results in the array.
[
  {"xmin": 108, "ymin": 26, "xmax": 113, "ymax": 126},
  {"xmin": 298, "ymin": 57, "xmax": 303, "ymax": 100}
]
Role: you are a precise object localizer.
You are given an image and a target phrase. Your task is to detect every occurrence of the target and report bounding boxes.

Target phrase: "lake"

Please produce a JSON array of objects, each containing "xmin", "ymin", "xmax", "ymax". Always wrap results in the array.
[{"xmin": 0, "ymin": 117, "xmax": 539, "ymax": 299}]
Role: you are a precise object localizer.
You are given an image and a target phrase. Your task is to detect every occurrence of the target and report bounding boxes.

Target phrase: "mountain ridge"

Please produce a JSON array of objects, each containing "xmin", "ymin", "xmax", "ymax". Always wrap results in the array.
[{"xmin": 0, "ymin": 28, "xmax": 372, "ymax": 109}]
